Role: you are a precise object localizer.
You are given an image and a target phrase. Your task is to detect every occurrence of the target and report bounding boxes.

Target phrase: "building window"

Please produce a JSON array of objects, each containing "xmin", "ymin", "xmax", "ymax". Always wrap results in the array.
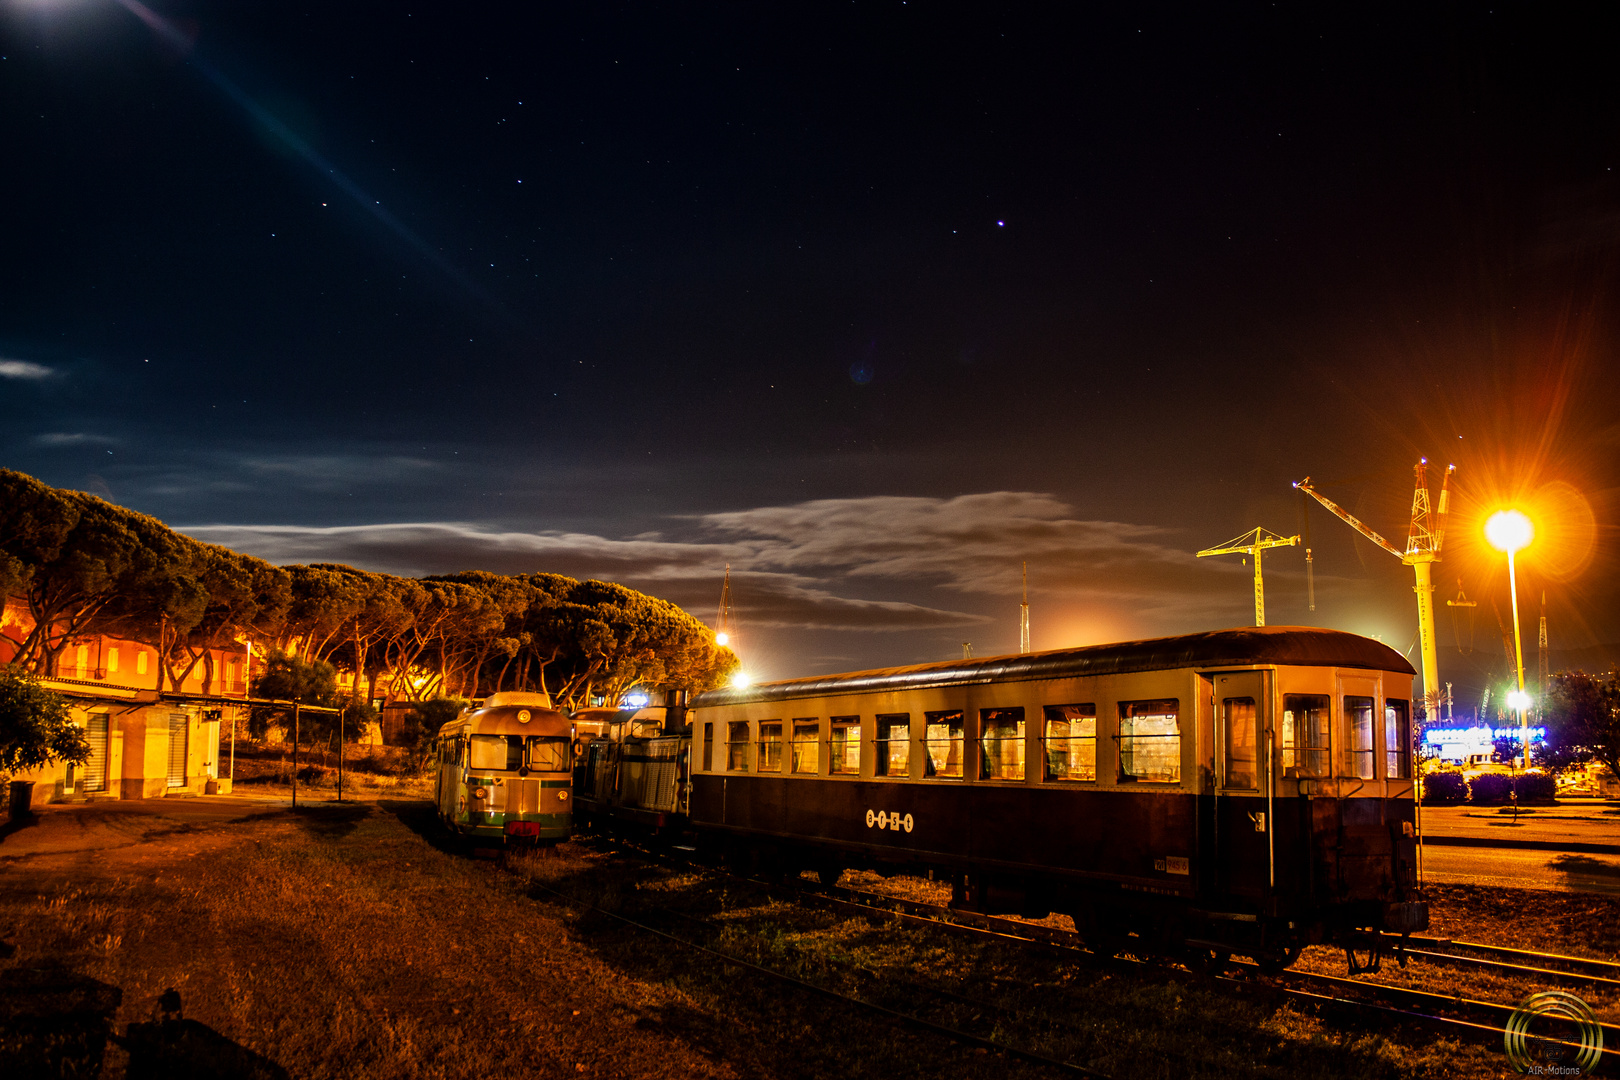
[
  {"xmin": 1223, "ymin": 696, "xmax": 1257, "ymax": 789},
  {"xmin": 978, "ymin": 707, "xmax": 1025, "ymax": 781},
  {"xmin": 1043, "ymin": 704, "xmax": 1096, "ymax": 781},
  {"xmin": 727, "ymin": 721, "xmax": 750, "ymax": 771},
  {"xmin": 76, "ymin": 644, "xmax": 89, "ymax": 678},
  {"xmin": 1281, "ymin": 695, "xmax": 1330, "ymax": 777},
  {"xmin": 875, "ymin": 714, "xmax": 910, "ymax": 777},
  {"xmin": 136, "ymin": 651, "xmax": 148, "ymax": 676},
  {"xmin": 829, "ymin": 717, "xmax": 860, "ymax": 775},
  {"xmin": 107, "ymin": 647, "xmax": 120, "ymax": 674},
  {"xmin": 1385, "ymin": 700, "xmax": 1411, "ymax": 779},
  {"xmin": 791, "ymin": 719, "xmax": 820, "ymax": 774},
  {"xmin": 923, "ymin": 710, "xmax": 964, "ymax": 779},
  {"xmin": 1118, "ymin": 700, "xmax": 1179, "ymax": 784},
  {"xmin": 1344, "ymin": 696, "xmax": 1375, "ymax": 779},
  {"xmin": 702, "ymin": 722, "xmax": 714, "ymax": 772},
  {"xmin": 757, "ymin": 721, "xmax": 783, "ymax": 772}
]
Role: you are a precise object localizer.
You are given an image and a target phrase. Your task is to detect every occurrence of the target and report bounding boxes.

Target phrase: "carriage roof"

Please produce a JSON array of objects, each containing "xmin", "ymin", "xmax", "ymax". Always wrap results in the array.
[
  {"xmin": 691, "ymin": 626, "xmax": 1415, "ymax": 709},
  {"xmin": 437, "ymin": 703, "xmax": 573, "ymax": 739}
]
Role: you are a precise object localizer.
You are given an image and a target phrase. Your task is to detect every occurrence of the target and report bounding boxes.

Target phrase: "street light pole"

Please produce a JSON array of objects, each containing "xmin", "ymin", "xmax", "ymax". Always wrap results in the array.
[{"xmin": 1486, "ymin": 510, "xmax": 1535, "ymax": 771}]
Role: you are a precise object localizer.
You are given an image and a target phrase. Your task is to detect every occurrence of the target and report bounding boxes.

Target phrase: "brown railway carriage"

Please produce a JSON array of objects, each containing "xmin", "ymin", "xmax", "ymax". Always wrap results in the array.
[{"xmin": 576, "ymin": 626, "xmax": 1427, "ymax": 969}]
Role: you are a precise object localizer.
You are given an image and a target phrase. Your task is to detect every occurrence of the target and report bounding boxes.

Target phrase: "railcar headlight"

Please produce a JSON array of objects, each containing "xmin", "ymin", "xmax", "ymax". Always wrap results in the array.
[{"xmin": 557, "ymin": 791, "xmax": 569, "ymax": 801}]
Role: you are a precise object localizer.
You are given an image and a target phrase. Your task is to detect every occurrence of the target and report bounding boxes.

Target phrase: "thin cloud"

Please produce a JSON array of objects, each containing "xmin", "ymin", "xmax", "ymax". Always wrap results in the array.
[
  {"xmin": 180, "ymin": 492, "xmax": 1357, "ymax": 637},
  {"xmin": 179, "ymin": 521, "xmax": 983, "ymax": 631},
  {"xmin": 0, "ymin": 360, "xmax": 54, "ymax": 380},
  {"xmin": 34, "ymin": 432, "xmax": 118, "ymax": 447}
]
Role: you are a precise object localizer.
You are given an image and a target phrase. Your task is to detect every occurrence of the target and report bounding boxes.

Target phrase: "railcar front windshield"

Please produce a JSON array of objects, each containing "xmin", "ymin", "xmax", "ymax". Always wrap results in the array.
[
  {"xmin": 526, "ymin": 736, "xmax": 571, "ymax": 772},
  {"xmin": 468, "ymin": 734, "xmax": 571, "ymax": 772}
]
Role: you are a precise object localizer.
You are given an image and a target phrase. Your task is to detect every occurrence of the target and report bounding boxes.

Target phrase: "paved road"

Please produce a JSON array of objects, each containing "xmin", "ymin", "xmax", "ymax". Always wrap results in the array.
[
  {"xmin": 1421, "ymin": 801, "xmax": 1620, "ymax": 849},
  {"xmin": 1419, "ymin": 843, "xmax": 1620, "ymax": 894}
]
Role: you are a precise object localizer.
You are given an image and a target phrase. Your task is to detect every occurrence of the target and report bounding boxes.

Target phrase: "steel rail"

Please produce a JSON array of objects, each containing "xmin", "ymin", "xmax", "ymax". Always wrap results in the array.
[
  {"xmin": 576, "ymin": 837, "xmax": 1620, "ymax": 1068},
  {"xmin": 521, "ymin": 874, "xmax": 1110, "ymax": 1078}
]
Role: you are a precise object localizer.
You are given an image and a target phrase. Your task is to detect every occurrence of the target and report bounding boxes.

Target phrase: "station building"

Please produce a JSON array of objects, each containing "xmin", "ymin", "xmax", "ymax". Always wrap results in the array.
[{"xmin": 1, "ymin": 597, "xmax": 251, "ymax": 807}]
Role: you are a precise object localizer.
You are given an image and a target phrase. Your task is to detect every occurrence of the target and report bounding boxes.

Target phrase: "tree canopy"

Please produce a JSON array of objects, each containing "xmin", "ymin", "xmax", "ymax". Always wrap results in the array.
[
  {"xmin": 1, "ymin": 468, "xmax": 736, "ymax": 706},
  {"xmin": 1537, "ymin": 671, "xmax": 1620, "ymax": 778},
  {"xmin": 0, "ymin": 665, "xmax": 89, "ymax": 780}
]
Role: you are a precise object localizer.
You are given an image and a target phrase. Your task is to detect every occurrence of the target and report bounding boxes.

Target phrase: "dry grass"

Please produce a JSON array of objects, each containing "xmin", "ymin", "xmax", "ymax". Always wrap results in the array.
[{"xmin": 0, "ymin": 806, "xmax": 1559, "ymax": 1080}]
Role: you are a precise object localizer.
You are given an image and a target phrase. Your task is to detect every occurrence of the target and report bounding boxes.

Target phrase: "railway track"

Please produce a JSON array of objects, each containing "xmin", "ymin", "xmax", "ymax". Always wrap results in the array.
[
  {"xmin": 804, "ymin": 878, "xmax": 1620, "ymax": 1070},
  {"xmin": 1379, "ymin": 933, "xmax": 1620, "ymax": 989},
  {"xmin": 555, "ymin": 839, "xmax": 1618, "ymax": 1074}
]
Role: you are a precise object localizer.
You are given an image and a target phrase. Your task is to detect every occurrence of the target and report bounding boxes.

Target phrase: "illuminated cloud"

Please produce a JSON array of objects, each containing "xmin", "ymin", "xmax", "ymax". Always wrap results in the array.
[
  {"xmin": 183, "ymin": 490, "xmax": 1334, "ymax": 638},
  {"xmin": 0, "ymin": 360, "xmax": 54, "ymax": 380},
  {"xmin": 34, "ymin": 432, "xmax": 118, "ymax": 447}
]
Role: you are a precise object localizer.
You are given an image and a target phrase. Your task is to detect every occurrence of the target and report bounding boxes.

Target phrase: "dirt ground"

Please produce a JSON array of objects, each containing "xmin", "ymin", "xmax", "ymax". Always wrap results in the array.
[{"xmin": 0, "ymin": 798, "xmax": 1562, "ymax": 1079}]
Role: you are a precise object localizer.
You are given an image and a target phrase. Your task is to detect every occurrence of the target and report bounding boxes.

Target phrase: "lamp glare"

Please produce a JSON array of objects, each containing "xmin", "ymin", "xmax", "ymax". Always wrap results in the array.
[{"xmin": 1484, "ymin": 509, "xmax": 1534, "ymax": 554}]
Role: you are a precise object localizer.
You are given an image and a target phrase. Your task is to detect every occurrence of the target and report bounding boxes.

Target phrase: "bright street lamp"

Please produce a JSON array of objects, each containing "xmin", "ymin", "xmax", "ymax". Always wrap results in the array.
[{"xmin": 1485, "ymin": 509, "xmax": 1535, "ymax": 770}]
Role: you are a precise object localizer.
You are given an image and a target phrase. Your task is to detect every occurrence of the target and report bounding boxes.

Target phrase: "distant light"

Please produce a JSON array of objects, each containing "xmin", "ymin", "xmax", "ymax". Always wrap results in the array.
[
  {"xmin": 1485, "ymin": 509, "xmax": 1534, "ymax": 554},
  {"xmin": 624, "ymin": 693, "xmax": 649, "ymax": 709},
  {"xmin": 996, "ymin": 220, "xmax": 1005, "ymax": 227},
  {"xmin": 715, "ymin": 631, "xmax": 729, "ymax": 647},
  {"xmin": 1506, "ymin": 689, "xmax": 1533, "ymax": 712},
  {"xmin": 731, "ymin": 672, "xmax": 752, "ymax": 689}
]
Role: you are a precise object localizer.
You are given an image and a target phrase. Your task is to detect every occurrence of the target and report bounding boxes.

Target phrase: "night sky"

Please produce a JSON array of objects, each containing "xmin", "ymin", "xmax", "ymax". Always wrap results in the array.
[{"xmin": 4, "ymin": 2, "xmax": 1618, "ymax": 694}]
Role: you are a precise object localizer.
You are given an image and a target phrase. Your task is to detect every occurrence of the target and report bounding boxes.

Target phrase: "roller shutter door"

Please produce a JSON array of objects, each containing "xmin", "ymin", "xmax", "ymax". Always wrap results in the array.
[
  {"xmin": 82, "ymin": 714, "xmax": 109, "ymax": 793},
  {"xmin": 167, "ymin": 713, "xmax": 188, "ymax": 787}
]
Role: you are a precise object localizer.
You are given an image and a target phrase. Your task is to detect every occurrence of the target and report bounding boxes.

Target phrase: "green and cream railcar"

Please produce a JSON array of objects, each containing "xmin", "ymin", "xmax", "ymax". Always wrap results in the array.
[{"xmin": 433, "ymin": 692, "xmax": 573, "ymax": 843}]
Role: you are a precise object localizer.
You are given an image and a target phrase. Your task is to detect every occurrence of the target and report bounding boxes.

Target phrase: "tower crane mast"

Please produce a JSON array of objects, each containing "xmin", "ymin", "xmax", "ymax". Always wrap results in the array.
[
  {"xmin": 1294, "ymin": 461, "xmax": 1455, "ymax": 717},
  {"xmin": 1197, "ymin": 527, "xmax": 1301, "ymax": 627}
]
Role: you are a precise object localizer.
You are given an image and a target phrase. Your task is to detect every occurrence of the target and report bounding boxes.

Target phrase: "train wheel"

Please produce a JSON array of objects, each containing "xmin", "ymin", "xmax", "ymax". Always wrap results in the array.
[
  {"xmin": 1186, "ymin": 947, "xmax": 1231, "ymax": 974},
  {"xmin": 1253, "ymin": 941, "xmax": 1303, "ymax": 974}
]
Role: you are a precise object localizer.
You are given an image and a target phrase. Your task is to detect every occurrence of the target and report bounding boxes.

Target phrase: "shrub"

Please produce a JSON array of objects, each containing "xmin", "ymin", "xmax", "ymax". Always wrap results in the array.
[
  {"xmin": 1469, "ymin": 773, "xmax": 1513, "ymax": 804},
  {"xmin": 1516, "ymin": 772, "xmax": 1558, "ymax": 804},
  {"xmin": 1422, "ymin": 772, "xmax": 1467, "ymax": 804}
]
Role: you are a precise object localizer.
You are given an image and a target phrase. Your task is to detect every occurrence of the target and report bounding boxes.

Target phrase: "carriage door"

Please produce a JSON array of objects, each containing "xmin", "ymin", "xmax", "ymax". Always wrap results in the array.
[{"xmin": 1212, "ymin": 671, "xmax": 1266, "ymax": 898}]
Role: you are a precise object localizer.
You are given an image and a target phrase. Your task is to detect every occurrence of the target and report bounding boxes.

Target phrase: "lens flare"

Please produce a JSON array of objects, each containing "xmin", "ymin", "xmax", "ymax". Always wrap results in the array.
[{"xmin": 1485, "ymin": 509, "xmax": 1534, "ymax": 554}]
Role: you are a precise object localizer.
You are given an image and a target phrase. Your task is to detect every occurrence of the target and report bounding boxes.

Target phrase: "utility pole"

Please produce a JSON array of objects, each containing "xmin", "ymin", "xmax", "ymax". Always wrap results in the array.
[
  {"xmin": 1196, "ymin": 527, "xmax": 1301, "ymax": 626},
  {"xmin": 1019, "ymin": 562, "xmax": 1031, "ymax": 654},
  {"xmin": 1295, "ymin": 460, "xmax": 1454, "ymax": 718},
  {"xmin": 715, "ymin": 565, "xmax": 734, "ymax": 648},
  {"xmin": 1538, "ymin": 591, "xmax": 1549, "ymax": 703}
]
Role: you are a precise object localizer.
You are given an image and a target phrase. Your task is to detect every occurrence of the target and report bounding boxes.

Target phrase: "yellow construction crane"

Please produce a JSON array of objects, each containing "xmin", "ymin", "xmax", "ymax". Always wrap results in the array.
[
  {"xmin": 1197, "ymin": 527, "xmax": 1301, "ymax": 627},
  {"xmin": 1294, "ymin": 460, "xmax": 1455, "ymax": 716}
]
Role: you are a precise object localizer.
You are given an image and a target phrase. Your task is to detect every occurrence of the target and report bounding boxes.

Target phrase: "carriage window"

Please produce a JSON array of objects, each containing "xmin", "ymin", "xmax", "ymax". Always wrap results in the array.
[
  {"xmin": 792, "ymin": 719, "xmax": 820, "ymax": 774},
  {"xmin": 875, "ymin": 714, "xmax": 910, "ymax": 777},
  {"xmin": 1223, "ymin": 698, "xmax": 1257, "ymax": 789},
  {"xmin": 1043, "ymin": 704, "xmax": 1096, "ymax": 781},
  {"xmin": 1118, "ymin": 700, "xmax": 1179, "ymax": 784},
  {"xmin": 526, "ymin": 737, "xmax": 571, "ymax": 772},
  {"xmin": 758, "ymin": 721, "xmax": 784, "ymax": 772},
  {"xmin": 1385, "ymin": 700, "xmax": 1411, "ymax": 779},
  {"xmin": 829, "ymin": 717, "xmax": 860, "ymax": 775},
  {"xmin": 727, "ymin": 722, "xmax": 751, "ymax": 771},
  {"xmin": 1344, "ymin": 696, "xmax": 1375, "ymax": 779},
  {"xmin": 923, "ymin": 711, "xmax": 964, "ymax": 779},
  {"xmin": 469, "ymin": 735, "xmax": 519, "ymax": 771},
  {"xmin": 978, "ymin": 708, "xmax": 1025, "ymax": 781},
  {"xmin": 1281, "ymin": 695, "xmax": 1330, "ymax": 777},
  {"xmin": 702, "ymin": 722, "xmax": 714, "ymax": 771}
]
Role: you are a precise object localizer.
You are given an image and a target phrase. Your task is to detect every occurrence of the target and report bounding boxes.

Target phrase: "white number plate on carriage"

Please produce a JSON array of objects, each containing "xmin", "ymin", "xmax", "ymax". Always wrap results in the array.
[{"xmin": 865, "ymin": 809, "xmax": 914, "ymax": 833}]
